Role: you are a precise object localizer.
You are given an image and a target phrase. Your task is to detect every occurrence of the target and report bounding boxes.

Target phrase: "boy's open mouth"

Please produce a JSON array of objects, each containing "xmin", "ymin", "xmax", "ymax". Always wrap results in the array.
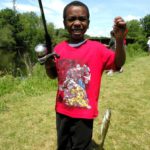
[{"xmin": 72, "ymin": 29, "xmax": 83, "ymax": 34}]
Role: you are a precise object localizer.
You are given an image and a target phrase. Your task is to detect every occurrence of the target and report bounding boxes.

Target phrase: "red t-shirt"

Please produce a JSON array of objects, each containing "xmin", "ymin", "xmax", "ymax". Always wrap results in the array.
[{"xmin": 54, "ymin": 40, "xmax": 115, "ymax": 119}]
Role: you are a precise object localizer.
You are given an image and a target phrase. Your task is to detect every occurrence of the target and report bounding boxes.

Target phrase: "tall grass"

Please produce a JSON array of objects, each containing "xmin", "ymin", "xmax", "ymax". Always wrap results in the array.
[
  {"xmin": 0, "ymin": 64, "xmax": 57, "ymax": 97},
  {"xmin": 126, "ymin": 43, "xmax": 147, "ymax": 63},
  {"xmin": 0, "ymin": 64, "xmax": 57, "ymax": 112},
  {"xmin": 17, "ymin": 64, "xmax": 57, "ymax": 97},
  {"xmin": 0, "ymin": 75, "xmax": 20, "ymax": 97}
]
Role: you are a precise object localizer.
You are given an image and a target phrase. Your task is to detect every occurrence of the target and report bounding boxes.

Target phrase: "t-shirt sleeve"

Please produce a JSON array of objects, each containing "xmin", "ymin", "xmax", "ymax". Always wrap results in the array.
[{"xmin": 100, "ymin": 44, "xmax": 116, "ymax": 70}]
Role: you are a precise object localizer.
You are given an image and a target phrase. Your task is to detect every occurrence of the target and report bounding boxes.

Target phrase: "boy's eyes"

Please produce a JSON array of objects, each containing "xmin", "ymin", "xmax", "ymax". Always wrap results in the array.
[{"xmin": 66, "ymin": 16, "xmax": 88, "ymax": 22}]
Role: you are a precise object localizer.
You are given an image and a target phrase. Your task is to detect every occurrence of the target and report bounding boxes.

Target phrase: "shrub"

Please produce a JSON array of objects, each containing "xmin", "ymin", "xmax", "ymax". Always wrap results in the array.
[{"xmin": 126, "ymin": 43, "xmax": 147, "ymax": 58}]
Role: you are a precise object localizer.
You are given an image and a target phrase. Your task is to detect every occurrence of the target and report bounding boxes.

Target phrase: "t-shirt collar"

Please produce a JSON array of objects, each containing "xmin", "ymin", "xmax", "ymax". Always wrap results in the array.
[{"xmin": 68, "ymin": 39, "xmax": 87, "ymax": 47}]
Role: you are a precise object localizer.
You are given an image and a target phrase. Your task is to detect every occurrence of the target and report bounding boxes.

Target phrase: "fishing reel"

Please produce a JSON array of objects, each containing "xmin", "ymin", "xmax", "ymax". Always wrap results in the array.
[{"xmin": 35, "ymin": 44, "xmax": 59, "ymax": 65}]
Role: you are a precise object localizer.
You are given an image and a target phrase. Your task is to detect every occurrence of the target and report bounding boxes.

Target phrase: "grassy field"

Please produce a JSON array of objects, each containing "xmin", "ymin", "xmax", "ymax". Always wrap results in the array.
[{"xmin": 0, "ymin": 56, "xmax": 150, "ymax": 150}]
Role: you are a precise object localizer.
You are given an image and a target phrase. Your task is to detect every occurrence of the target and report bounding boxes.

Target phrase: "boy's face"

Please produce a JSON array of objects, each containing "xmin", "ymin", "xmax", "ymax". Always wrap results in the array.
[{"xmin": 64, "ymin": 5, "xmax": 89, "ymax": 43}]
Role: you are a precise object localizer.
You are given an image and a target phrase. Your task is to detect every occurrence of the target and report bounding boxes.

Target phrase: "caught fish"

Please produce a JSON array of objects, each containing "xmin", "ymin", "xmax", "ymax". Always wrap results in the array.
[{"xmin": 99, "ymin": 108, "xmax": 111, "ymax": 149}]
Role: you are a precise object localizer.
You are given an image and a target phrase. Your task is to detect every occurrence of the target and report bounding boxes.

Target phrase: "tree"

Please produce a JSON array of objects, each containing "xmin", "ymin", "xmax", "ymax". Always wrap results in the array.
[
  {"xmin": 0, "ymin": 9, "xmax": 20, "ymax": 75},
  {"xmin": 0, "ymin": 25, "xmax": 16, "ymax": 49},
  {"xmin": 0, "ymin": 8, "xmax": 17, "ymax": 27},
  {"xmin": 126, "ymin": 19, "xmax": 142, "ymax": 39},
  {"xmin": 126, "ymin": 19, "xmax": 148, "ymax": 52},
  {"xmin": 140, "ymin": 14, "xmax": 150, "ymax": 37},
  {"xmin": 17, "ymin": 12, "xmax": 41, "ymax": 75}
]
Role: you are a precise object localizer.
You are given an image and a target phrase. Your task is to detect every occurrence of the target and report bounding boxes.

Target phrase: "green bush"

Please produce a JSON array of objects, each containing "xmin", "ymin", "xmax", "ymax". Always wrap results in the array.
[
  {"xmin": 126, "ymin": 43, "xmax": 147, "ymax": 58},
  {"xmin": 0, "ymin": 50, "xmax": 16, "ymax": 75}
]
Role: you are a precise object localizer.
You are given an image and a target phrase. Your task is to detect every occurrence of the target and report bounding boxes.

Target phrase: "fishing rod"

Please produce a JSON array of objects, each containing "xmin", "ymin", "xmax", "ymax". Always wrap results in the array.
[{"xmin": 35, "ymin": 0, "xmax": 59, "ymax": 64}]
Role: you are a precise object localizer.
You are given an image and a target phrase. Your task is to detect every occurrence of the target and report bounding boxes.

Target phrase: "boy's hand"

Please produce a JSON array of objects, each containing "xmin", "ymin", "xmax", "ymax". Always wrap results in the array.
[{"xmin": 113, "ymin": 16, "xmax": 127, "ymax": 41}]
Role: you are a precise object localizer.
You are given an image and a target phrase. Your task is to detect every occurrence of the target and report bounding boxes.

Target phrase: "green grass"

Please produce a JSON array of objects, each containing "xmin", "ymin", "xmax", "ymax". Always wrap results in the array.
[{"xmin": 0, "ymin": 56, "xmax": 150, "ymax": 150}]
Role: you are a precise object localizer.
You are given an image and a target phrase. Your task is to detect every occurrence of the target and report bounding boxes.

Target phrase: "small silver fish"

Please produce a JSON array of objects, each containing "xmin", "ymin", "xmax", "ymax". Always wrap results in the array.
[{"xmin": 99, "ymin": 108, "xmax": 111, "ymax": 149}]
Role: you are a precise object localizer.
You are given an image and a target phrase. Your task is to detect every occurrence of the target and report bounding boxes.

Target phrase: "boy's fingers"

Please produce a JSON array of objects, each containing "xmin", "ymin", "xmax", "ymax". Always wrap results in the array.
[
  {"xmin": 114, "ymin": 16, "xmax": 124, "ymax": 22},
  {"xmin": 114, "ymin": 17, "xmax": 126, "ymax": 28}
]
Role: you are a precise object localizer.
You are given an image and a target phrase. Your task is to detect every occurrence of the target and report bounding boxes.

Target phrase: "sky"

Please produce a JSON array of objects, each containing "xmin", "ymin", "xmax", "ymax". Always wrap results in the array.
[{"xmin": 0, "ymin": 0, "xmax": 150, "ymax": 37}]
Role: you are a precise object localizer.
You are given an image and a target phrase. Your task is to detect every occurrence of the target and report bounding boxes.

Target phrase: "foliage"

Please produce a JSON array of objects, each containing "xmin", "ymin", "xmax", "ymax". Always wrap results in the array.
[
  {"xmin": 0, "ymin": 25, "xmax": 16, "ymax": 49},
  {"xmin": 0, "ymin": 8, "xmax": 17, "ymax": 26},
  {"xmin": 17, "ymin": 12, "xmax": 39, "ymax": 60},
  {"xmin": 0, "ymin": 8, "xmax": 70, "ymax": 76},
  {"xmin": 126, "ymin": 17, "xmax": 149, "ymax": 51},
  {"xmin": 126, "ymin": 20, "xmax": 142, "ymax": 39},
  {"xmin": 54, "ymin": 28, "xmax": 69, "ymax": 45},
  {"xmin": 0, "ymin": 50, "xmax": 16, "ymax": 75},
  {"xmin": 140, "ymin": 14, "xmax": 150, "ymax": 37},
  {"xmin": 126, "ymin": 43, "xmax": 147, "ymax": 58}
]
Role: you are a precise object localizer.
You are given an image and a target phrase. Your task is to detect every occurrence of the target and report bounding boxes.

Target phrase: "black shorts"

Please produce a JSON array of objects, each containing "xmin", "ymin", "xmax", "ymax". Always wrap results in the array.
[{"xmin": 56, "ymin": 112, "xmax": 94, "ymax": 150}]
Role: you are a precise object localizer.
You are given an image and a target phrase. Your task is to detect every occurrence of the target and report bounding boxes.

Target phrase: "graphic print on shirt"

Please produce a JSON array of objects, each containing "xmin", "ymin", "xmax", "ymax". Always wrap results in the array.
[{"xmin": 57, "ymin": 59, "xmax": 91, "ymax": 109}]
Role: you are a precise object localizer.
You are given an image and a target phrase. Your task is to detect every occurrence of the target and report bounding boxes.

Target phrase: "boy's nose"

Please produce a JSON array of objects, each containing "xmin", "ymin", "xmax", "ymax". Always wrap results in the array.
[{"xmin": 73, "ymin": 20, "xmax": 81, "ymax": 26}]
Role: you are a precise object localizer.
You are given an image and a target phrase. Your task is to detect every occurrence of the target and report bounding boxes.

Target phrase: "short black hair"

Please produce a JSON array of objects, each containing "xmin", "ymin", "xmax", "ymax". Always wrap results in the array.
[{"xmin": 63, "ymin": 1, "xmax": 90, "ymax": 20}]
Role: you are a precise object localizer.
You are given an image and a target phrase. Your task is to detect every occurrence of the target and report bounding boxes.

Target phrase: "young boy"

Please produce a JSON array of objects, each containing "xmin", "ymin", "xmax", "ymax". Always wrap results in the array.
[{"xmin": 45, "ymin": 1, "xmax": 126, "ymax": 150}]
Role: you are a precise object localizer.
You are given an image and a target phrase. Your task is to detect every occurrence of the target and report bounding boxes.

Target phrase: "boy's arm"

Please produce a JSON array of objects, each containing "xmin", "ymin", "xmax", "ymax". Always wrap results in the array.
[
  {"xmin": 45, "ymin": 59, "xmax": 57, "ymax": 79},
  {"xmin": 113, "ymin": 16, "xmax": 127, "ymax": 69}
]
